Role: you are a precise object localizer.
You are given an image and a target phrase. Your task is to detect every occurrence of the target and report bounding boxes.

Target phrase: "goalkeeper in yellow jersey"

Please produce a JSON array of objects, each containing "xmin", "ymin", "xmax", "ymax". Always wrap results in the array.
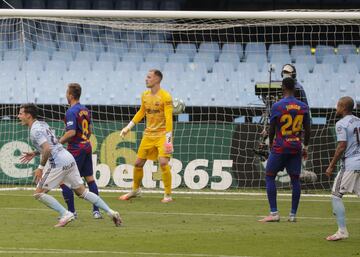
[{"xmin": 118, "ymin": 69, "xmax": 174, "ymax": 203}]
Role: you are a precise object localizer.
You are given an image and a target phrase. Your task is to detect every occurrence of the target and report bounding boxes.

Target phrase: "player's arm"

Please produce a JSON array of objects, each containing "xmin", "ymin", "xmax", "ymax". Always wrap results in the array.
[
  {"xmin": 20, "ymin": 150, "xmax": 40, "ymax": 163},
  {"xmin": 33, "ymin": 141, "xmax": 51, "ymax": 184},
  {"xmin": 120, "ymin": 96, "xmax": 146, "ymax": 138},
  {"xmin": 164, "ymin": 94, "xmax": 174, "ymax": 154},
  {"xmin": 326, "ymin": 141, "xmax": 346, "ymax": 177},
  {"xmin": 268, "ymin": 119, "xmax": 276, "ymax": 149},
  {"xmin": 59, "ymin": 111, "xmax": 77, "ymax": 144},
  {"xmin": 302, "ymin": 111, "xmax": 311, "ymax": 159}
]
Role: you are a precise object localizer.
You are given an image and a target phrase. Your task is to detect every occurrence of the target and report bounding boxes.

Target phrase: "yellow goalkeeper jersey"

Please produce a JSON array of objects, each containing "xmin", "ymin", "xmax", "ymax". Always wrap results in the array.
[{"xmin": 132, "ymin": 88, "xmax": 173, "ymax": 137}]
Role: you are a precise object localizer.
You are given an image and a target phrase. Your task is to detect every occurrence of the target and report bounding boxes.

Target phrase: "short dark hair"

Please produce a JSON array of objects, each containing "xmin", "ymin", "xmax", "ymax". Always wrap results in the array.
[
  {"xmin": 149, "ymin": 69, "xmax": 163, "ymax": 81},
  {"xmin": 68, "ymin": 83, "xmax": 82, "ymax": 100},
  {"xmin": 20, "ymin": 103, "xmax": 38, "ymax": 119},
  {"xmin": 282, "ymin": 77, "xmax": 295, "ymax": 91}
]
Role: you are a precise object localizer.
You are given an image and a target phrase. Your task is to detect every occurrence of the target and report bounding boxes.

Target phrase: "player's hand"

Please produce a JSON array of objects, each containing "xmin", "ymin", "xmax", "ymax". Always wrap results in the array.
[
  {"xmin": 20, "ymin": 151, "xmax": 37, "ymax": 164},
  {"xmin": 33, "ymin": 168, "xmax": 43, "ymax": 184},
  {"xmin": 164, "ymin": 142, "xmax": 174, "ymax": 154},
  {"xmin": 120, "ymin": 127, "xmax": 130, "ymax": 138},
  {"xmin": 325, "ymin": 166, "xmax": 334, "ymax": 178},
  {"xmin": 302, "ymin": 148, "xmax": 308, "ymax": 160}
]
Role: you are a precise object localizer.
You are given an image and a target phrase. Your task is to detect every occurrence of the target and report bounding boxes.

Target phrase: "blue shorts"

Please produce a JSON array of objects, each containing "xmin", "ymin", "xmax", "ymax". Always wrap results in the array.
[
  {"xmin": 265, "ymin": 152, "xmax": 302, "ymax": 176},
  {"xmin": 73, "ymin": 149, "xmax": 93, "ymax": 177}
]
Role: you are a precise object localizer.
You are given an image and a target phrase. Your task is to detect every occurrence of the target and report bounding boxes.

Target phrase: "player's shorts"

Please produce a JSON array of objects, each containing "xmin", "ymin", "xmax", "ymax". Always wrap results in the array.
[
  {"xmin": 266, "ymin": 152, "xmax": 302, "ymax": 176},
  {"xmin": 332, "ymin": 169, "xmax": 360, "ymax": 197},
  {"xmin": 73, "ymin": 148, "xmax": 94, "ymax": 177},
  {"xmin": 37, "ymin": 162, "xmax": 83, "ymax": 191},
  {"xmin": 137, "ymin": 134, "xmax": 171, "ymax": 161}
]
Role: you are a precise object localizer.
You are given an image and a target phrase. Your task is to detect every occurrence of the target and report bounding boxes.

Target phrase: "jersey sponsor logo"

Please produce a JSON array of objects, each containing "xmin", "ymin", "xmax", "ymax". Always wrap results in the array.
[
  {"xmin": 62, "ymin": 162, "xmax": 75, "ymax": 171},
  {"xmin": 67, "ymin": 121, "xmax": 74, "ymax": 126},
  {"xmin": 146, "ymin": 109, "xmax": 160, "ymax": 114},
  {"xmin": 286, "ymin": 104, "xmax": 301, "ymax": 111}
]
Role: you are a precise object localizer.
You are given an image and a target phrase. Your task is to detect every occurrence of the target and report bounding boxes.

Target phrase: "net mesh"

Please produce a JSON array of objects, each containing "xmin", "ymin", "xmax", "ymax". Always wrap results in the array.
[{"xmin": 0, "ymin": 12, "xmax": 359, "ymax": 191}]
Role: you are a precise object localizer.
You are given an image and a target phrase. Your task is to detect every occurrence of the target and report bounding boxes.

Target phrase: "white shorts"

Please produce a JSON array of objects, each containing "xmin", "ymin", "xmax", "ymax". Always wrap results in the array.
[
  {"xmin": 37, "ymin": 161, "xmax": 83, "ymax": 191},
  {"xmin": 332, "ymin": 170, "xmax": 360, "ymax": 197}
]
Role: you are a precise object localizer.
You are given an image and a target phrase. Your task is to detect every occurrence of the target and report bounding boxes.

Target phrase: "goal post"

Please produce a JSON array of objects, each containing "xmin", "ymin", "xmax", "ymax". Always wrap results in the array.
[{"xmin": 0, "ymin": 9, "xmax": 359, "ymax": 192}]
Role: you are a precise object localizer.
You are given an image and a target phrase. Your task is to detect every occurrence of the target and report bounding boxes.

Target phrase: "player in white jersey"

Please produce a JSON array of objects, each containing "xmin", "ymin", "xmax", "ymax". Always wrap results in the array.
[
  {"xmin": 18, "ymin": 104, "xmax": 122, "ymax": 227},
  {"xmin": 325, "ymin": 96, "xmax": 360, "ymax": 241}
]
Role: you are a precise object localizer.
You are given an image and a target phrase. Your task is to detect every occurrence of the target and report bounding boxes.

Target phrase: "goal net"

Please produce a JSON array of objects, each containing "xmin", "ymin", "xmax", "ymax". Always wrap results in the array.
[{"xmin": 0, "ymin": 10, "xmax": 359, "ymax": 192}]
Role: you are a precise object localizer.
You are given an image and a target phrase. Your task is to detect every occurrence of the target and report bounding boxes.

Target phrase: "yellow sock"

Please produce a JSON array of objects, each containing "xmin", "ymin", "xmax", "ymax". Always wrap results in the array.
[
  {"xmin": 133, "ymin": 167, "xmax": 143, "ymax": 191},
  {"xmin": 161, "ymin": 164, "xmax": 172, "ymax": 195}
]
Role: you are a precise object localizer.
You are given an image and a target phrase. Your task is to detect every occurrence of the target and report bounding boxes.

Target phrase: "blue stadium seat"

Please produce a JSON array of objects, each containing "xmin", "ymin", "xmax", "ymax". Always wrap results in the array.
[
  {"xmin": 268, "ymin": 53, "xmax": 292, "ymax": 65},
  {"xmin": 122, "ymin": 52, "xmax": 144, "ymax": 65},
  {"xmin": 34, "ymin": 40, "xmax": 57, "ymax": 56},
  {"xmin": 23, "ymin": 61, "xmax": 46, "ymax": 79},
  {"xmin": 46, "ymin": 60, "xmax": 68, "ymax": 74},
  {"xmin": 152, "ymin": 43, "xmax": 174, "ymax": 57},
  {"xmin": 106, "ymin": 41, "xmax": 128, "ymax": 57},
  {"xmin": 27, "ymin": 50, "xmax": 50, "ymax": 65},
  {"xmin": 59, "ymin": 23, "xmax": 81, "ymax": 36},
  {"xmin": 70, "ymin": 0, "xmax": 91, "ymax": 9},
  {"xmin": 168, "ymin": 53, "xmax": 190, "ymax": 65},
  {"xmin": 295, "ymin": 55, "xmax": 316, "ymax": 72},
  {"xmin": 58, "ymin": 41, "xmax": 81, "ymax": 59},
  {"xmin": 163, "ymin": 62, "xmax": 185, "ymax": 73},
  {"xmin": 98, "ymin": 51, "xmax": 120, "ymax": 64},
  {"xmin": 47, "ymin": 0, "xmax": 68, "ymax": 9},
  {"xmin": 115, "ymin": 0, "xmax": 136, "ymax": 9},
  {"xmin": 212, "ymin": 62, "xmax": 234, "ymax": 81},
  {"xmin": 218, "ymin": 52, "xmax": 240, "ymax": 71},
  {"xmin": 268, "ymin": 44, "xmax": 289, "ymax": 60},
  {"xmin": 138, "ymin": 0, "xmax": 159, "ymax": 10},
  {"xmin": 93, "ymin": 0, "xmax": 114, "ymax": 9},
  {"xmin": 68, "ymin": 61, "xmax": 92, "ymax": 73},
  {"xmin": 128, "ymin": 42, "xmax": 152, "ymax": 55},
  {"xmin": 185, "ymin": 62, "xmax": 207, "ymax": 81},
  {"xmin": 176, "ymin": 43, "xmax": 197, "ymax": 59},
  {"xmin": 139, "ymin": 61, "xmax": 164, "ymax": 72},
  {"xmin": 120, "ymin": 31, "xmax": 143, "ymax": 42},
  {"xmin": 116, "ymin": 61, "xmax": 139, "ymax": 73},
  {"xmin": 75, "ymin": 51, "xmax": 97, "ymax": 64},
  {"xmin": 290, "ymin": 45, "xmax": 312, "ymax": 62},
  {"xmin": 294, "ymin": 63, "xmax": 311, "ymax": 81},
  {"xmin": 245, "ymin": 42, "xmax": 266, "ymax": 57},
  {"xmin": 245, "ymin": 53, "xmax": 267, "ymax": 72},
  {"xmin": 221, "ymin": 43, "xmax": 244, "ymax": 60},
  {"xmin": 3, "ymin": 51, "xmax": 25, "ymax": 70},
  {"xmin": 25, "ymin": 0, "xmax": 46, "ymax": 8},
  {"xmin": 34, "ymin": 82, "xmax": 62, "ymax": 104},
  {"xmin": 337, "ymin": 44, "xmax": 357, "ymax": 62},
  {"xmin": 144, "ymin": 52, "xmax": 167, "ymax": 65},
  {"xmin": 313, "ymin": 64, "xmax": 335, "ymax": 81},
  {"xmin": 51, "ymin": 51, "xmax": 74, "ymax": 67},
  {"xmin": 346, "ymin": 54, "xmax": 360, "ymax": 72},
  {"xmin": 198, "ymin": 42, "xmax": 220, "ymax": 60},
  {"xmin": 143, "ymin": 32, "xmax": 168, "ymax": 43},
  {"xmin": 322, "ymin": 55, "xmax": 343, "ymax": 72},
  {"xmin": 193, "ymin": 52, "xmax": 216, "ymax": 72},
  {"xmin": 236, "ymin": 63, "xmax": 259, "ymax": 83},
  {"xmin": 315, "ymin": 45, "xmax": 335, "ymax": 63},
  {"xmin": 160, "ymin": 0, "xmax": 181, "ymax": 10}
]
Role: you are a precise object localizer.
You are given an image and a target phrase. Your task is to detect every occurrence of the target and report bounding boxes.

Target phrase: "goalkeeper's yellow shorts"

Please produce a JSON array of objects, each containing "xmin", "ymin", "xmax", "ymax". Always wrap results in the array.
[{"xmin": 137, "ymin": 134, "xmax": 171, "ymax": 161}]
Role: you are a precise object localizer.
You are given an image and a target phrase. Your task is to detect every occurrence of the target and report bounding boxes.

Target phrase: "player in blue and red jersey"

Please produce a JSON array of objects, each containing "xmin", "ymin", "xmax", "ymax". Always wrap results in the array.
[
  {"xmin": 59, "ymin": 83, "xmax": 102, "ymax": 219},
  {"xmin": 259, "ymin": 77, "xmax": 311, "ymax": 223}
]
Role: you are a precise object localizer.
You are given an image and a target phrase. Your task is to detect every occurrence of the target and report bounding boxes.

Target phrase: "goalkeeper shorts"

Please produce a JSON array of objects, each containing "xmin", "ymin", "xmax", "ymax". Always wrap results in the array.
[{"xmin": 137, "ymin": 134, "xmax": 171, "ymax": 161}]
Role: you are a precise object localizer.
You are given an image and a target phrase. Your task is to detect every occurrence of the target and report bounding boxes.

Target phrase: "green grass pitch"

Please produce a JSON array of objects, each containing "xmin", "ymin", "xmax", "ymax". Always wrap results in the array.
[{"xmin": 0, "ymin": 190, "xmax": 358, "ymax": 257}]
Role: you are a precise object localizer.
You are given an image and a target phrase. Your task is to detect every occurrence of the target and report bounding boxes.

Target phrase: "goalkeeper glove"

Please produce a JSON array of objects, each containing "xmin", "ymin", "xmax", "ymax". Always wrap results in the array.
[
  {"xmin": 164, "ymin": 132, "xmax": 174, "ymax": 154},
  {"xmin": 120, "ymin": 121, "xmax": 135, "ymax": 138}
]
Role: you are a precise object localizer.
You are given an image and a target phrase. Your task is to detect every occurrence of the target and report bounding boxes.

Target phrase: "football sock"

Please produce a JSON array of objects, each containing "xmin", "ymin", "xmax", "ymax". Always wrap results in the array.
[
  {"xmin": 87, "ymin": 180, "xmax": 100, "ymax": 212},
  {"xmin": 82, "ymin": 190, "xmax": 111, "ymax": 213},
  {"xmin": 133, "ymin": 167, "xmax": 143, "ymax": 191},
  {"xmin": 60, "ymin": 184, "xmax": 75, "ymax": 213},
  {"xmin": 161, "ymin": 164, "xmax": 172, "ymax": 195},
  {"xmin": 290, "ymin": 176, "xmax": 301, "ymax": 215},
  {"xmin": 265, "ymin": 175, "xmax": 277, "ymax": 213},
  {"xmin": 332, "ymin": 195, "xmax": 346, "ymax": 230},
  {"xmin": 37, "ymin": 193, "xmax": 67, "ymax": 216}
]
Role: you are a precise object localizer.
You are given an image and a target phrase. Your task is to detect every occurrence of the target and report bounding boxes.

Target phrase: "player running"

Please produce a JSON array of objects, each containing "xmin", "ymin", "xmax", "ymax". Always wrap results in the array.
[
  {"xmin": 118, "ymin": 69, "xmax": 174, "ymax": 203},
  {"xmin": 19, "ymin": 104, "xmax": 122, "ymax": 227},
  {"xmin": 325, "ymin": 96, "xmax": 360, "ymax": 241},
  {"xmin": 259, "ymin": 77, "xmax": 311, "ymax": 222}
]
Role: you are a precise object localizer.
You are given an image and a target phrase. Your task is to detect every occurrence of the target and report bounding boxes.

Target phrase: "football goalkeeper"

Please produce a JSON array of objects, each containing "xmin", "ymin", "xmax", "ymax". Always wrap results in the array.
[{"xmin": 118, "ymin": 69, "xmax": 174, "ymax": 203}]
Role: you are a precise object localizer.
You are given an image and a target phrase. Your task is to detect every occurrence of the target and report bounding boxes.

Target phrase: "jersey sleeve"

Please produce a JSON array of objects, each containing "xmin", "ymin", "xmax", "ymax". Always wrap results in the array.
[
  {"xmin": 65, "ymin": 110, "xmax": 77, "ymax": 131},
  {"xmin": 32, "ymin": 129, "xmax": 47, "ymax": 146},
  {"xmin": 163, "ymin": 92, "xmax": 173, "ymax": 133},
  {"xmin": 132, "ymin": 92, "xmax": 146, "ymax": 124},
  {"xmin": 269, "ymin": 103, "xmax": 280, "ymax": 123},
  {"xmin": 335, "ymin": 122, "xmax": 347, "ymax": 142}
]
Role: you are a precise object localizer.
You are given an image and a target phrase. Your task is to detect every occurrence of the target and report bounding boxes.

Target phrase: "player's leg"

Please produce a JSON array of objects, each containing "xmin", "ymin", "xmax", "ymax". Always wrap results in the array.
[
  {"xmin": 326, "ymin": 170, "xmax": 357, "ymax": 241},
  {"xmin": 258, "ymin": 153, "xmax": 283, "ymax": 222},
  {"xmin": 65, "ymin": 165, "xmax": 122, "ymax": 226},
  {"xmin": 60, "ymin": 183, "xmax": 75, "ymax": 215},
  {"xmin": 285, "ymin": 153, "xmax": 302, "ymax": 222},
  {"xmin": 35, "ymin": 167, "xmax": 75, "ymax": 227},
  {"xmin": 157, "ymin": 136, "xmax": 173, "ymax": 202}
]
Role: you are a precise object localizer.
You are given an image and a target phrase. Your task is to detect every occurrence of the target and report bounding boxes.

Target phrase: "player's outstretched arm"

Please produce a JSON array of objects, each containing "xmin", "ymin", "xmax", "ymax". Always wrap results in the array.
[{"xmin": 20, "ymin": 150, "xmax": 40, "ymax": 164}]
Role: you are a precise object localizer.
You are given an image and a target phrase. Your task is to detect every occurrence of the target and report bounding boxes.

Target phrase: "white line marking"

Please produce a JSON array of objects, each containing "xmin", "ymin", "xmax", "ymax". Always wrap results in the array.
[
  {"xmin": 0, "ymin": 247, "xmax": 256, "ymax": 257},
  {"xmin": 1, "ymin": 207, "xmax": 359, "ymax": 221}
]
